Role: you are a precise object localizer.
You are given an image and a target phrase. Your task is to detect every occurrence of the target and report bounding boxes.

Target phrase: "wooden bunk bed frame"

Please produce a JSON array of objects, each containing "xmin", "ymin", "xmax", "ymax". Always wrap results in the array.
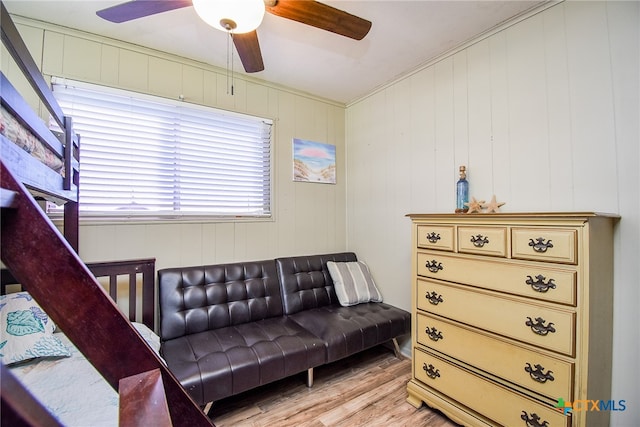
[
  {"xmin": 1, "ymin": 2, "xmax": 79, "ymax": 251},
  {"xmin": 0, "ymin": 3, "xmax": 213, "ymax": 425},
  {"xmin": 1, "ymin": 257, "xmax": 158, "ymax": 425},
  {"xmin": 0, "ymin": 258, "xmax": 156, "ymax": 330}
]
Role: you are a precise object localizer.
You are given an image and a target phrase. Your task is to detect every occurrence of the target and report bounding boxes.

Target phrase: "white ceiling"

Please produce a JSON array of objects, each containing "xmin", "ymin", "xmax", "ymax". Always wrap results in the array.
[{"xmin": 4, "ymin": 0, "xmax": 547, "ymax": 104}]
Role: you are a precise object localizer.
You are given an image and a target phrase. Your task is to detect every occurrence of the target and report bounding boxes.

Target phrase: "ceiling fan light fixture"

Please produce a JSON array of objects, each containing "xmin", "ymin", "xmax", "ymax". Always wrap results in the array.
[{"xmin": 193, "ymin": 0, "xmax": 265, "ymax": 34}]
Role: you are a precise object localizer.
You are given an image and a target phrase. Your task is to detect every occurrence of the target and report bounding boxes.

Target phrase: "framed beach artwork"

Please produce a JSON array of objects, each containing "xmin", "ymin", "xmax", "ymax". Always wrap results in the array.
[{"xmin": 292, "ymin": 138, "xmax": 336, "ymax": 184}]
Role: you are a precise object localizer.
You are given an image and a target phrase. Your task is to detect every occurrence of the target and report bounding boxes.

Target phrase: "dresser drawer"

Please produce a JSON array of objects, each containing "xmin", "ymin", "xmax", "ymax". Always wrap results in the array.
[
  {"xmin": 416, "ymin": 313, "xmax": 573, "ymax": 400},
  {"xmin": 458, "ymin": 226, "xmax": 507, "ymax": 257},
  {"xmin": 414, "ymin": 349, "xmax": 570, "ymax": 427},
  {"xmin": 512, "ymin": 228, "xmax": 577, "ymax": 264},
  {"xmin": 416, "ymin": 251, "xmax": 577, "ymax": 305},
  {"xmin": 417, "ymin": 279, "xmax": 576, "ymax": 356},
  {"xmin": 417, "ymin": 225, "xmax": 455, "ymax": 251}
]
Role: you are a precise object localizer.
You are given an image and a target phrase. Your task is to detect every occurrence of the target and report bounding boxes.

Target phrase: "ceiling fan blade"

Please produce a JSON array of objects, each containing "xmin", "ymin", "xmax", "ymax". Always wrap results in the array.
[
  {"xmin": 96, "ymin": 0, "xmax": 192, "ymax": 23},
  {"xmin": 233, "ymin": 31, "xmax": 265, "ymax": 73},
  {"xmin": 266, "ymin": 0, "xmax": 371, "ymax": 40}
]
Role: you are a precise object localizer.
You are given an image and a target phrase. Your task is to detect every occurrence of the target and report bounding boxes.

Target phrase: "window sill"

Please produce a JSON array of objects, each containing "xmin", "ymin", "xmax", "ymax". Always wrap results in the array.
[{"xmin": 49, "ymin": 214, "xmax": 274, "ymax": 227}]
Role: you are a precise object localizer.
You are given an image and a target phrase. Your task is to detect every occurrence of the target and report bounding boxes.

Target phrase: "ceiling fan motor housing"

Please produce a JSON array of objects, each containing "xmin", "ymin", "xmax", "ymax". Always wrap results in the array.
[
  {"xmin": 219, "ymin": 18, "xmax": 237, "ymax": 31},
  {"xmin": 192, "ymin": 0, "xmax": 265, "ymax": 34}
]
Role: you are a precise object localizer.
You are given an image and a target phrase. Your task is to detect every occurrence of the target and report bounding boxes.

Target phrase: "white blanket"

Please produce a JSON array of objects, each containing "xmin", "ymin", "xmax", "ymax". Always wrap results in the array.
[{"xmin": 10, "ymin": 323, "xmax": 162, "ymax": 427}]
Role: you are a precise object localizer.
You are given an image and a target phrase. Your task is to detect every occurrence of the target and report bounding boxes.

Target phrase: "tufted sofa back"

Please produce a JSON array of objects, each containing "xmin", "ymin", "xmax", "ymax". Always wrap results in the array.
[
  {"xmin": 275, "ymin": 252, "xmax": 357, "ymax": 315},
  {"xmin": 158, "ymin": 260, "xmax": 282, "ymax": 341}
]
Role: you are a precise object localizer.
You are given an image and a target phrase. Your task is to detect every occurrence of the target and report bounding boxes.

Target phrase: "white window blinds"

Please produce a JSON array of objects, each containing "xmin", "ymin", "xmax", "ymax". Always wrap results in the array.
[{"xmin": 51, "ymin": 78, "xmax": 272, "ymax": 220}]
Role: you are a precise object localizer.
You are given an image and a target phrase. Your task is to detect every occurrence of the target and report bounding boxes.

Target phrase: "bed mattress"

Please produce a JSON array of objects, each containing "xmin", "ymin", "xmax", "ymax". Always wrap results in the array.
[
  {"xmin": 9, "ymin": 323, "xmax": 161, "ymax": 427},
  {"xmin": 0, "ymin": 105, "xmax": 64, "ymax": 174}
]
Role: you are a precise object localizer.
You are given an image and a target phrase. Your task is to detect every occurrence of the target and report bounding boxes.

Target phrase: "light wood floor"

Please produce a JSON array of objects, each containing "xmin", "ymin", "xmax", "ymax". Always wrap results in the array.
[{"xmin": 209, "ymin": 346, "xmax": 460, "ymax": 427}]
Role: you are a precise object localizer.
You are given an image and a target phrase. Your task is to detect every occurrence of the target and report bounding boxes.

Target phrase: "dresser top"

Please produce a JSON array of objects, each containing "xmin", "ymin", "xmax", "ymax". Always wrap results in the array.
[{"xmin": 406, "ymin": 212, "xmax": 619, "ymax": 220}]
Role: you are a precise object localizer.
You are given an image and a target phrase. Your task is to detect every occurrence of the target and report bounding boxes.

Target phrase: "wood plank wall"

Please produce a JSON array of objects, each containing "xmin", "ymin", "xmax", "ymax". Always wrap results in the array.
[{"xmin": 346, "ymin": 2, "xmax": 639, "ymax": 426}]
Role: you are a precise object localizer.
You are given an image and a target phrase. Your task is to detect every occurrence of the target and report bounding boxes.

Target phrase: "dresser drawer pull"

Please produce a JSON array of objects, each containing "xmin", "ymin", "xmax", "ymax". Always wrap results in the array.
[
  {"xmin": 524, "ymin": 363, "xmax": 555, "ymax": 383},
  {"xmin": 425, "ymin": 291, "xmax": 444, "ymax": 305},
  {"xmin": 422, "ymin": 363, "xmax": 441, "ymax": 379},
  {"xmin": 525, "ymin": 317, "xmax": 556, "ymax": 336},
  {"xmin": 425, "ymin": 260, "xmax": 443, "ymax": 273},
  {"xmin": 426, "ymin": 232, "xmax": 441, "ymax": 243},
  {"xmin": 529, "ymin": 237, "xmax": 554, "ymax": 253},
  {"xmin": 520, "ymin": 411, "xmax": 549, "ymax": 427},
  {"xmin": 425, "ymin": 326, "xmax": 444, "ymax": 342},
  {"xmin": 470, "ymin": 234, "xmax": 490, "ymax": 248},
  {"xmin": 525, "ymin": 275, "xmax": 557, "ymax": 293}
]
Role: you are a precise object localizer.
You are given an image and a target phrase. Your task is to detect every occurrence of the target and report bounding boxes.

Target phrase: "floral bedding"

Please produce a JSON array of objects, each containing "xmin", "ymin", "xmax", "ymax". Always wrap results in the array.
[
  {"xmin": 9, "ymin": 323, "xmax": 162, "ymax": 427},
  {"xmin": 0, "ymin": 291, "xmax": 70, "ymax": 365},
  {"xmin": 0, "ymin": 105, "xmax": 64, "ymax": 174}
]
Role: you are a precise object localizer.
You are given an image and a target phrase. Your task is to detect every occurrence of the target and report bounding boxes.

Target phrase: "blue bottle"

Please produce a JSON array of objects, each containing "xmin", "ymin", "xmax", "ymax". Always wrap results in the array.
[{"xmin": 456, "ymin": 166, "xmax": 468, "ymax": 213}]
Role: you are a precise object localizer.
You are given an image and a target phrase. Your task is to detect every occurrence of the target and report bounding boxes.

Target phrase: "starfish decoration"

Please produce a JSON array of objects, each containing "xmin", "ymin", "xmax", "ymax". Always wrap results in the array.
[
  {"xmin": 464, "ymin": 197, "xmax": 485, "ymax": 214},
  {"xmin": 483, "ymin": 195, "xmax": 505, "ymax": 213}
]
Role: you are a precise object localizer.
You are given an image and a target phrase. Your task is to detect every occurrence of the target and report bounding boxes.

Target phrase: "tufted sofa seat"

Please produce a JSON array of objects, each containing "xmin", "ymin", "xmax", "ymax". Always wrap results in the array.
[
  {"xmin": 158, "ymin": 259, "xmax": 326, "ymax": 406},
  {"xmin": 158, "ymin": 253, "xmax": 410, "ymax": 408},
  {"xmin": 276, "ymin": 253, "xmax": 411, "ymax": 362}
]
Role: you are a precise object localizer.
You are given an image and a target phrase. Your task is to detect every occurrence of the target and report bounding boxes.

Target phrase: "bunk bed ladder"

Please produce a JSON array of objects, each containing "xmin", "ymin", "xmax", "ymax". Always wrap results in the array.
[
  {"xmin": 63, "ymin": 114, "xmax": 80, "ymax": 252},
  {"xmin": 0, "ymin": 160, "xmax": 214, "ymax": 426}
]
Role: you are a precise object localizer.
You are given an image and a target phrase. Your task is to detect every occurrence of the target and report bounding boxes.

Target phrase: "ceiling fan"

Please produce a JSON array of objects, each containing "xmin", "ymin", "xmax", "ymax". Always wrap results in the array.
[{"xmin": 96, "ymin": 0, "xmax": 372, "ymax": 73}]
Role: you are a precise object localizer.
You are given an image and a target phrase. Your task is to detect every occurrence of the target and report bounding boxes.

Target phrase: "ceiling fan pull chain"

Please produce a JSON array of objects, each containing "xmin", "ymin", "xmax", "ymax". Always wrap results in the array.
[
  {"xmin": 226, "ymin": 32, "xmax": 231, "ymax": 95},
  {"xmin": 231, "ymin": 33, "xmax": 235, "ymax": 96},
  {"xmin": 224, "ymin": 32, "xmax": 235, "ymax": 96}
]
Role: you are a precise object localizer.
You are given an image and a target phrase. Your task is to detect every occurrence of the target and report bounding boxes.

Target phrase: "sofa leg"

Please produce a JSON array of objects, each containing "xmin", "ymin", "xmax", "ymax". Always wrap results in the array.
[
  {"xmin": 392, "ymin": 338, "xmax": 402, "ymax": 359},
  {"xmin": 203, "ymin": 402, "xmax": 213, "ymax": 417},
  {"xmin": 306, "ymin": 368, "xmax": 314, "ymax": 388}
]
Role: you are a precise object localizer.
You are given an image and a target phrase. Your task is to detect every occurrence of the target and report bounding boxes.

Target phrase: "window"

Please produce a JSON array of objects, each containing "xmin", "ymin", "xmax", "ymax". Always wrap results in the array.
[{"xmin": 51, "ymin": 78, "xmax": 272, "ymax": 221}]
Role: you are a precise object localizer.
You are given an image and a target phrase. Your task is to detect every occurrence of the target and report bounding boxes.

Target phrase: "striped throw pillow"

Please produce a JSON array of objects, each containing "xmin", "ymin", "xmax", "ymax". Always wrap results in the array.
[{"xmin": 327, "ymin": 261, "xmax": 383, "ymax": 306}]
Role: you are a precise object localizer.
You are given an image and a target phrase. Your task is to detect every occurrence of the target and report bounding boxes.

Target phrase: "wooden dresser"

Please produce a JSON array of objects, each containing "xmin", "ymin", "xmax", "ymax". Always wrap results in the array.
[{"xmin": 406, "ymin": 213, "xmax": 618, "ymax": 427}]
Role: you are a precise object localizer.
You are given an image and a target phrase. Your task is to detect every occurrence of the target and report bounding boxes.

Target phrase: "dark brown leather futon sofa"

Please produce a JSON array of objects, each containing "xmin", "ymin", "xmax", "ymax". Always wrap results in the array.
[{"xmin": 158, "ymin": 252, "xmax": 411, "ymax": 408}]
